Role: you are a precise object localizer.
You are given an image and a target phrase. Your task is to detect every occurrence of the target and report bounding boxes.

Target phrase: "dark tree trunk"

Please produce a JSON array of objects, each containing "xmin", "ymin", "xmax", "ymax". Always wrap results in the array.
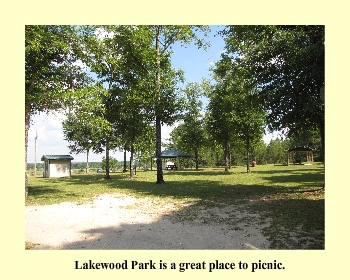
[
  {"xmin": 86, "ymin": 148, "xmax": 89, "ymax": 174},
  {"xmin": 319, "ymin": 118, "xmax": 325, "ymax": 164},
  {"xmin": 123, "ymin": 148, "xmax": 127, "ymax": 172},
  {"xmin": 155, "ymin": 26, "xmax": 165, "ymax": 184},
  {"xmin": 155, "ymin": 116, "xmax": 165, "ymax": 184},
  {"xmin": 105, "ymin": 139, "xmax": 111, "ymax": 179},
  {"xmin": 129, "ymin": 145, "xmax": 135, "ymax": 179},
  {"xmin": 25, "ymin": 103, "xmax": 31, "ymax": 200},
  {"xmin": 318, "ymin": 116, "xmax": 325, "ymax": 189},
  {"xmin": 224, "ymin": 141, "xmax": 229, "ymax": 172},
  {"xmin": 228, "ymin": 143, "xmax": 231, "ymax": 169},
  {"xmin": 246, "ymin": 136, "xmax": 251, "ymax": 173}
]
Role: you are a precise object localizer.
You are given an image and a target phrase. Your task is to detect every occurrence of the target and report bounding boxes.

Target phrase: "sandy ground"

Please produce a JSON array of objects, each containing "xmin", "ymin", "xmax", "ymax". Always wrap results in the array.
[{"xmin": 25, "ymin": 193, "xmax": 271, "ymax": 250}]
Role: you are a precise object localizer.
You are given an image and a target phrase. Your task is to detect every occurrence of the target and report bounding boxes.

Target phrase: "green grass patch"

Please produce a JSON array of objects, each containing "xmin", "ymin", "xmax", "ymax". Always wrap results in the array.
[{"xmin": 26, "ymin": 163, "xmax": 325, "ymax": 249}]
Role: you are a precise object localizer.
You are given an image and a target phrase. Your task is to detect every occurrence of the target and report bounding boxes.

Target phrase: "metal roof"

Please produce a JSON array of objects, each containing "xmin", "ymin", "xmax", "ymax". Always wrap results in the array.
[
  {"xmin": 157, "ymin": 149, "xmax": 193, "ymax": 158},
  {"xmin": 41, "ymin": 155, "xmax": 74, "ymax": 161}
]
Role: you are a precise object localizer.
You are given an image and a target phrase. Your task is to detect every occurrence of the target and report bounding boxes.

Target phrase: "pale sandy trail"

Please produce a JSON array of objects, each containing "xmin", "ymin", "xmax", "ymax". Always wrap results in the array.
[{"xmin": 25, "ymin": 193, "xmax": 270, "ymax": 250}]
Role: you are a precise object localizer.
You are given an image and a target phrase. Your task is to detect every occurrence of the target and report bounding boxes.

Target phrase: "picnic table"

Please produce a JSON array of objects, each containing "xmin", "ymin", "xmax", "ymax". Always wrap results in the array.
[{"xmin": 166, "ymin": 164, "xmax": 177, "ymax": 170}]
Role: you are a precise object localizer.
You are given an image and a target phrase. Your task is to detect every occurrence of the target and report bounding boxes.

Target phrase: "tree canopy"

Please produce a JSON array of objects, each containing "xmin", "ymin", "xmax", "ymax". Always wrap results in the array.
[
  {"xmin": 218, "ymin": 25, "xmax": 324, "ymax": 159},
  {"xmin": 25, "ymin": 25, "xmax": 324, "ymax": 194},
  {"xmin": 25, "ymin": 25, "xmax": 89, "ymax": 199}
]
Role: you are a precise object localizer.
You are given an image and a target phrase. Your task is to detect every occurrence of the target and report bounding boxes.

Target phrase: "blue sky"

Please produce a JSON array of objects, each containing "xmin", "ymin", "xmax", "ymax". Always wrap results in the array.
[{"xmin": 27, "ymin": 26, "xmax": 277, "ymax": 163}]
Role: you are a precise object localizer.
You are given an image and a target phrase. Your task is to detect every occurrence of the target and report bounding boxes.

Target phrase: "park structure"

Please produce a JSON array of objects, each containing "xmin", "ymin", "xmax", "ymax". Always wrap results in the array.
[
  {"xmin": 285, "ymin": 146, "xmax": 316, "ymax": 165},
  {"xmin": 41, "ymin": 155, "xmax": 74, "ymax": 178}
]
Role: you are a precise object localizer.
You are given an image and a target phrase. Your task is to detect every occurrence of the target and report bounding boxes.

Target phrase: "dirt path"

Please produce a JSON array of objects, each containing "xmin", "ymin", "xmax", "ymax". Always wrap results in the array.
[{"xmin": 25, "ymin": 193, "xmax": 270, "ymax": 250}]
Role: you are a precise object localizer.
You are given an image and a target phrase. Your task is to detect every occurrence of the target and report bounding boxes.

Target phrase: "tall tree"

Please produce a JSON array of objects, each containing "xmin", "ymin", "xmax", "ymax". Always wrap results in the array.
[
  {"xmin": 266, "ymin": 138, "xmax": 289, "ymax": 164},
  {"xmin": 82, "ymin": 25, "xmax": 154, "ymax": 178},
  {"xmin": 173, "ymin": 82, "xmax": 208, "ymax": 169},
  {"xmin": 206, "ymin": 82, "xmax": 236, "ymax": 171},
  {"xmin": 207, "ymin": 65, "xmax": 266, "ymax": 172},
  {"xmin": 62, "ymin": 84, "xmax": 109, "ymax": 173},
  {"xmin": 25, "ymin": 25, "xmax": 88, "ymax": 199},
  {"xmin": 101, "ymin": 156, "xmax": 118, "ymax": 172},
  {"xmin": 108, "ymin": 85, "xmax": 154, "ymax": 179},
  {"xmin": 228, "ymin": 82, "xmax": 266, "ymax": 173},
  {"xmin": 219, "ymin": 25, "xmax": 325, "ymax": 161},
  {"xmin": 150, "ymin": 25, "xmax": 210, "ymax": 183}
]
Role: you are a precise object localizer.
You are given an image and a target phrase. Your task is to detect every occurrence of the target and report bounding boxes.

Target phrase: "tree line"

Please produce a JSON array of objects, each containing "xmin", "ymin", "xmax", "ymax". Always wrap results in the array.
[{"xmin": 25, "ymin": 25, "xmax": 324, "ymax": 199}]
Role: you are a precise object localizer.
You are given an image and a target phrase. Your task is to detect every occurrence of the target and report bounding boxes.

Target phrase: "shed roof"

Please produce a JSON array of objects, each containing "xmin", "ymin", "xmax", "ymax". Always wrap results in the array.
[
  {"xmin": 285, "ymin": 146, "xmax": 315, "ymax": 152},
  {"xmin": 155, "ymin": 149, "xmax": 193, "ymax": 158},
  {"xmin": 41, "ymin": 155, "xmax": 74, "ymax": 161}
]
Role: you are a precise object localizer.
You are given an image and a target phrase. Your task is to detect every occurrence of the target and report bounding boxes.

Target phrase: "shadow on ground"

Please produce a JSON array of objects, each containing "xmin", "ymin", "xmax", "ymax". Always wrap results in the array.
[{"xmin": 27, "ymin": 167, "xmax": 324, "ymax": 250}]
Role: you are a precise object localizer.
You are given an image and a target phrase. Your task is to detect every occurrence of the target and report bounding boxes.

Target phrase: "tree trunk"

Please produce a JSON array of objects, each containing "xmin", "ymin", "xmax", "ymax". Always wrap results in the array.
[
  {"xmin": 319, "ymin": 118, "xmax": 325, "ymax": 164},
  {"xmin": 129, "ymin": 145, "xmax": 135, "ymax": 179},
  {"xmin": 318, "ymin": 116, "xmax": 325, "ymax": 189},
  {"xmin": 155, "ymin": 26, "xmax": 165, "ymax": 184},
  {"xmin": 195, "ymin": 150, "xmax": 199, "ymax": 170},
  {"xmin": 246, "ymin": 136, "xmax": 251, "ymax": 173},
  {"xmin": 123, "ymin": 148, "xmax": 127, "ymax": 172},
  {"xmin": 224, "ymin": 141, "xmax": 229, "ymax": 172},
  {"xmin": 25, "ymin": 103, "xmax": 31, "ymax": 200},
  {"xmin": 155, "ymin": 116, "xmax": 164, "ymax": 183},
  {"xmin": 86, "ymin": 148, "xmax": 89, "ymax": 174},
  {"xmin": 228, "ymin": 143, "xmax": 231, "ymax": 169},
  {"xmin": 105, "ymin": 139, "xmax": 111, "ymax": 179}
]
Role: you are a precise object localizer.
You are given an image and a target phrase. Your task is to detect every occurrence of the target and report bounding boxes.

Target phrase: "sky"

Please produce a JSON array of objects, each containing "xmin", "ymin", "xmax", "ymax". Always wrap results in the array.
[{"xmin": 27, "ymin": 26, "xmax": 278, "ymax": 163}]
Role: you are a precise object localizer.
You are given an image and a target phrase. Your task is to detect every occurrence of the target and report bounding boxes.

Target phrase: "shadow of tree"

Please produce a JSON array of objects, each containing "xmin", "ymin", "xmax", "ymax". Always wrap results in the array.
[
  {"xmin": 55, "ymin": 193, "xmax": 324, "ymax": 250},
  {"xmin": 27, "ymin": 167, "xmax": 324, "ymax": 250}
]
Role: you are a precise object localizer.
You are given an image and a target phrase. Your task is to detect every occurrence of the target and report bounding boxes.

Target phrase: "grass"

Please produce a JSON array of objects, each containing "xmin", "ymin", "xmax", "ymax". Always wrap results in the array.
[{"xmin": 26, "ymin": 163, "xmax": 325, "ymax": 249}]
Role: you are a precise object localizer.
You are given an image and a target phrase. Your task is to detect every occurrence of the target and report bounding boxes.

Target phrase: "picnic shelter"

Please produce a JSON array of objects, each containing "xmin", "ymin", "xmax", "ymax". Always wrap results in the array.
[
  {"xmin": 155, "ymin": 149, "xmax": 193, "ymax": 170},
  {"xmin": 285, "ymin": 146, "xmax": 315, "ymax": 165}
]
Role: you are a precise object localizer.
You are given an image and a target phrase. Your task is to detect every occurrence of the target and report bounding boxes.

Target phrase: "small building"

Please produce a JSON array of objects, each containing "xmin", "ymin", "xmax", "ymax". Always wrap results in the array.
[
  {"xmin": 284, "ymin": 146, "xmax": 315, "ymax": 165},
  {"xmin": 41, "ymin": 155, "xmax": 74, "ymax": 178}
]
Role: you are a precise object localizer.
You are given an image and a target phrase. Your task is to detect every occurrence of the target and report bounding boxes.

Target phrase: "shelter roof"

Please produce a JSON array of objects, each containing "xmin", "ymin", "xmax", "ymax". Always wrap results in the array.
[
  {"xmin": 156, "ymin": 149, "xmax": 193, "ymax": 158},
  {"xmin": 285, "ymin": 146, "xmax": 315, "ymax": 152},
  {"xmin": 41, "ymin": 155, "xmax": 74, "ymax": 161}
]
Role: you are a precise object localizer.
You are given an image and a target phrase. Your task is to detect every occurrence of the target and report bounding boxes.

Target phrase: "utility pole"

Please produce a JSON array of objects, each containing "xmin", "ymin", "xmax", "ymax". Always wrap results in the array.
[{"xmin": 34, "ymin": 130, "xmax": 38, "ymax": 176}]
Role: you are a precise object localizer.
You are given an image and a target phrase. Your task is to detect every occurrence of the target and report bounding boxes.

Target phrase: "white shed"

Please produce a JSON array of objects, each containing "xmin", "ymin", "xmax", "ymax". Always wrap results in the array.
[{"xmin": 41, "ymin": 155, "xmax": 74, "ymax": 178}]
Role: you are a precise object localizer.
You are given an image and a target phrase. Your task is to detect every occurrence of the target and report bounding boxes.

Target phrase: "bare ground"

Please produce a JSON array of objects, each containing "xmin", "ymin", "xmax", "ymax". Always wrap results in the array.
[{"xmin": 25, "ymin": 193, "xmax": 273, "ymax": 250}]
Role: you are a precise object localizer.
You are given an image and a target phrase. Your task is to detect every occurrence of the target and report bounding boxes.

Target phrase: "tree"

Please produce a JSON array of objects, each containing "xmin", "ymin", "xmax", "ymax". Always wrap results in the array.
[
  {"xmin": 206, "ymin": 82, "xmax": 236, "ymax": 171},
  {"xmin": 208, "ymin": 59, "xmax": 266, "ymax": 172},
  {"xmin": 25, "ymin": 25, "xmax": 89, "ymax": 199},
  {"xmin": 170, "ymin": 82, "xmax": 208, "ymax": 169},
  {"xmin": 250, "ymin": 140, "xmax": 268, "ymax": 165},
  {"xmin": 62, "ymin": 84, "xmax": 109, "ymax": 173},
  {"xmin": 150, "ymin": 25, "xmax": 210, "ymax": 183},
  {"xmin": 108, "ymin": 85, "xmax": 154, "ymax": 179},
  {"xmin": 101, "ymin": 156, "xmax": 118, "ymax": 172},
  {"xmin": 266, "ymin": 138, "xmax": 289, "ymax": 164},
  {"xmin": 80, "ymin": 25, "xmax": 210, "ymax": 183},
  {"xmin": 219, "ymin": 25, "xmax": 325, "ymax": 161},
  {"xmin": 81, "ymin": 25, "xmax": 154, "ymax": 179},
  {"xmin": 227, "ymin": 82, "xmax": 266, "ymax": 173}
]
